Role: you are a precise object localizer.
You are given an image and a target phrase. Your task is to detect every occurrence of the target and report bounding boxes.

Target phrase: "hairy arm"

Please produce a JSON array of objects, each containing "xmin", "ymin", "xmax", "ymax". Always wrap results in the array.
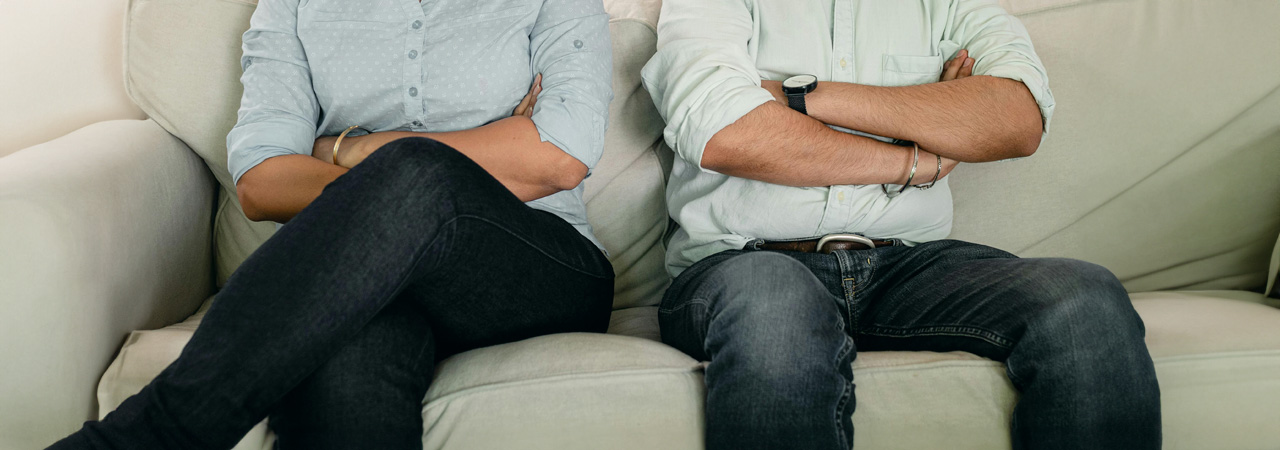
[
  {"xmin": 703, "ymin": 101, "xmax": 946, "ymax": 186},
  {"xmin": 771, "ymin": 0, "xmax": 1057, "ymax": 163},
  {"xmin": 763, "ymin": 72, "xmax": 1043, "ymax": 163},
  {"xmin": 642, "ymin": 0, "xmax": 948, "ymax": 188}
]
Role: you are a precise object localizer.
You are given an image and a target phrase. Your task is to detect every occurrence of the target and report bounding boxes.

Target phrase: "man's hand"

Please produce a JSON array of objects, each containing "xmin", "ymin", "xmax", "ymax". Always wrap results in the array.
[
  {"xmin": 940, "ymin": 49, "xmax": 975, "ymax": 82},
  {"xmin": 760, "ymin": 79, "xmax": 786, "ymax": 104}
]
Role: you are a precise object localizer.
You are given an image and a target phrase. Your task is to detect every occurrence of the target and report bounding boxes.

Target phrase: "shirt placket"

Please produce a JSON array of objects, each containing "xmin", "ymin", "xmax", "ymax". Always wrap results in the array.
[
  {"xmin": 818, "ymin": 0, "xmax": 858, "ymax": 236},
  {"xmin": 401, "ymin": 1, "xmax": 428, "ymax": 129}
]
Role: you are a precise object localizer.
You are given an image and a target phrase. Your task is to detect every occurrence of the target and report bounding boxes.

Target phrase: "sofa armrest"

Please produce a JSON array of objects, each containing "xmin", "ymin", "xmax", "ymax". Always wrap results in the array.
[{"xmin": 0, "ymin": 119, "xmax": 215, "ymax": 448}]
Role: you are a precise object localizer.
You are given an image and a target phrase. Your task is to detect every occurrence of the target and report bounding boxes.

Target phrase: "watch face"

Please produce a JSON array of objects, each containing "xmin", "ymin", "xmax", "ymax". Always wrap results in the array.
[{"xmin": 783, "ymin": 74, "xmax": 818, "ymax": 89}]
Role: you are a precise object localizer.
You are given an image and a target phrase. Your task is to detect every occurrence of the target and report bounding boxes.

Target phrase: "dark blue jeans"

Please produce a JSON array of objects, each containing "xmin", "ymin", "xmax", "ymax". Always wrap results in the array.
[
  {"xmin": 48, "ymin": 138, "xmax": 615, "ymax": 450},
  {"xmin": 660, "ymin": 241, "xmax": 1160, "ymax": 450}
]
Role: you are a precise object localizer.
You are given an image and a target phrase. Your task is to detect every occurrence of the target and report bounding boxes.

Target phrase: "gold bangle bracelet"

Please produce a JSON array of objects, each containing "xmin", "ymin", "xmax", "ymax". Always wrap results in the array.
[{"xmin": 333, "ymin": 125, "xmax": 366, "ymax": 166}]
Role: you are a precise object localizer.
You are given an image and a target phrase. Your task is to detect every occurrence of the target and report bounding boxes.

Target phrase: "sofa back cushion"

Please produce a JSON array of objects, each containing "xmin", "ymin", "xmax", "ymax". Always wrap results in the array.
[
  {"xmin": 946, "ymin": 0, "xmax": 1280, "ymax": 292},
  {"xmin": 124, "ymin": 0, "xmax": 672, "ymax": 309}
]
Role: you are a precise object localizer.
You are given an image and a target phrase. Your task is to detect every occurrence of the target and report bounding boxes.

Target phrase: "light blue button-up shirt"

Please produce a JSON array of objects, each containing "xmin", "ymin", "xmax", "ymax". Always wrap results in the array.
[
  {"xmin": 226, "ymin": 0, "xmax": 613, "ymax": 249},
  {"xmin": 642, "ymin": 0, "xmax": 1054, "ymax": 276}
]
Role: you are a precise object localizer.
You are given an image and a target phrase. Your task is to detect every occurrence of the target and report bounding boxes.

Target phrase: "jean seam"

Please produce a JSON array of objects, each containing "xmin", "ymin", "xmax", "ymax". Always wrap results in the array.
[
  {"xmin": 659, "ymin": 298, "xmax": 713, "ymax": 346},
  {"xmin": 858, "ymin": 325, "xmax": 1015, "ymax": 350},
  {"xmin": 832, "ymin": 333, "xmax": 854, "ymax": 448},
  {"xmin": 855, "ymin": 251, "xmax": 876, "ymax": 328},
  {"xmin": 657, "ymin": 298, "xmax": 712, "ymax": 315},
  {"xmin": 454, "ymin": 214, "xmax": 611, "ymax": 280}
]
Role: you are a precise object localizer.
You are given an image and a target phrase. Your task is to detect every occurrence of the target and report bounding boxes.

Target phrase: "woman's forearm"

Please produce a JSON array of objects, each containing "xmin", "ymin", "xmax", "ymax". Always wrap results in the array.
[
  {"xmin": 338, "ymin": 116, "xmax": 588, "ymax": 202},
  {"xmin": 239, "ymin": 116, "xmax": 583, "ymax": 223},
  {"xmin": 236, "ymin": 155, "xmax": 348, "ymax": 223}
]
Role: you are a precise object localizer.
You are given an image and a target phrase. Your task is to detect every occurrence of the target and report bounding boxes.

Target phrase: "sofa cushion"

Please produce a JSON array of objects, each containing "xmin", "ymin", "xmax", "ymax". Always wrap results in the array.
[
  {"xmin": 124, "ymin": 0, "xmax": 671, "ymax": 308},
  {"xmin": 99, "ymin": 290, "xmax": 1280, "ymax": 450},
  {"xmin": 947, "ymin": 0, "xmax": 1280, "ymax": 292}
]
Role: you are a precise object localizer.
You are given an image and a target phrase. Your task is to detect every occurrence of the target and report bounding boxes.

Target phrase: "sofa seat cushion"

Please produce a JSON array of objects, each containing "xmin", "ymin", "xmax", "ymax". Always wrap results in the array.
[{"xmin": 98, "ymin": 290, "xmax": 1280, "ymax": 450}]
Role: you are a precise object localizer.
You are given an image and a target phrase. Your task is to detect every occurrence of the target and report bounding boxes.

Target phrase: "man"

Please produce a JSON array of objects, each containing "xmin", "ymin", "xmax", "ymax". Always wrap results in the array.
[{"xmin": 640, "ymin": 0, "xmax": 1160, "ymax": 449}]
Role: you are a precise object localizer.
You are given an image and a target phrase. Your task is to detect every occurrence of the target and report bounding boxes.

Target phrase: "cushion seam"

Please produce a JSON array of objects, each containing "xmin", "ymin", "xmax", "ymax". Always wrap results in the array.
[{"xmin": 423, "ymin": 366, "xmax": 702, "ymax": 407}]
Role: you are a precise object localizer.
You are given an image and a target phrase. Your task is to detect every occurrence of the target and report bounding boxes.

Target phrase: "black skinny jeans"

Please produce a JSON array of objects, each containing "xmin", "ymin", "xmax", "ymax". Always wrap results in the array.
[{"xmin": 49, "ymin": 138, "xmax": 616, "ymax": 449}]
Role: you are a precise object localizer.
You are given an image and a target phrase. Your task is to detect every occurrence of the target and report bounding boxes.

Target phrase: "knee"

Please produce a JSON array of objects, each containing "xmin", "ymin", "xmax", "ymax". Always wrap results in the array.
[
  {"xmin": 1028, "ymin": 259, "xmax": 1148, "ymax": 356},
  {"xmin": 351, "ymin": 138, "xmax": 492, "ymax": 206},
  {"xmin": 364, "ymin": 138, "xmax": 484, "ymax": 188}
]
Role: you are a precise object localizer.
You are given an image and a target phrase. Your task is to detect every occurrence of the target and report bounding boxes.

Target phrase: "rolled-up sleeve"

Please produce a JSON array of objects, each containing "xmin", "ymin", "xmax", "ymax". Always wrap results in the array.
[
  {"xmin": 225, "ymin": 0, "xmax": 320, "ymax": 186},
  {"xmin": 528, "ymin": 0, "xmax": 614, "ymax": 174},
  {"xmin": 639, "ymin": 0, "xmax": 774, "ymax": 173},
  {"xmin": 946, "ymin": 0, "xmax": 1055, "ymax": 135}
]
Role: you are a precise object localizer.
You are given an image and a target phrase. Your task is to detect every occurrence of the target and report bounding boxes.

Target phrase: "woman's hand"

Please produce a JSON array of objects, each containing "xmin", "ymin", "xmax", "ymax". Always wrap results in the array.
[
  {"xmin": 940, "ymin": 49, "xmax": 975, "ymax": 82},
  {"xmin": 312, "ymin": 133, "xmax": 369, "ymax": 168},
  {"xmin": 512, "ymin": 74, "xmax": 543, "ymax": 117}
]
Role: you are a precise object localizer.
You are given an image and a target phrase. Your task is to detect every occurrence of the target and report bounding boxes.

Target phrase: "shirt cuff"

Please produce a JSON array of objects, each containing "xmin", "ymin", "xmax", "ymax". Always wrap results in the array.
[
  {"xmin": 670, "ymin": 77, "xmax": 775, "ymax": 174},
  {"xmin": 531, "ymin": 101, "xmax": 606, "ymax": 173},
  {"xmin": 226, "ymin": 118, "xmax": 316, "ymax": 185},
  {"xmin": 985, "ymin": 62, "xmax": 1056, "ymax": 136}
]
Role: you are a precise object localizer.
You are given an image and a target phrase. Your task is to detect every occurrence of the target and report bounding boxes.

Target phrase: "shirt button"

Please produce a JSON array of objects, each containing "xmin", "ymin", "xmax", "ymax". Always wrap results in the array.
[
  {"xmin": 839, "ymin": 58, "xmax": 848, "ymax": 68},
  {"xmin": 838, "ymin": 191, "xmax": 846, "ymax": 202},
  {"xmin": 573, "ymin": 40, "xmax": 583, "ymax": 49},
  {"xmin": 408, "ymin": 50, "xmax": 418, "ymax": 59},
  {"xmin": 412, "ymin": 120, "xmax": 423, "ymax": 126},
  {"xmin": 411, "ymin": 20, "xmax": 422, "ymax": 29},
  {"xmin": 408, "ymin": 87, "xmax": 418, "ymax": 97}
]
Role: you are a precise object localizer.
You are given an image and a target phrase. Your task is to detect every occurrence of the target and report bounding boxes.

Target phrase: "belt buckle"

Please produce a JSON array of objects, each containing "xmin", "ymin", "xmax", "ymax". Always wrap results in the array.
[{"xmin": 815, "ymin": 233, "xmax": 876, "ymax": 253}]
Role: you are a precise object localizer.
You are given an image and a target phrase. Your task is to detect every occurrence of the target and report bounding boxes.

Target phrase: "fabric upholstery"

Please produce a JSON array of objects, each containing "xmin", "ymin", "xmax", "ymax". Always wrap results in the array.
[
  {"xmin": 123, "ymin": 0, "xmax": 278, "ymax": 287},
  {"xmin": 947, "ymin": 0, "xmax": 1280, "ymax": 292},
  {"xmin": 0, "ymin": 120, "xmax": 214, "ymax": 449},
  {"xmin": 0, "ymin": 0, "xmax": 145, "ymax": 157},
  {"xmin": 98, "ymin": 290, "xmax": 1280, "ymax": 450}
]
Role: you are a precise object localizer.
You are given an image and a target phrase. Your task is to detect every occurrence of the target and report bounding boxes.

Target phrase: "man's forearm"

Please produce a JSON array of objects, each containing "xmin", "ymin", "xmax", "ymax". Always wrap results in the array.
[
  {"xmin": 799, "ymin": 76, "xmax": 1043, "ymax": 162},
  {"xmin": 703, "ymin": 101, "xmax": 928, "ymax": 187}
]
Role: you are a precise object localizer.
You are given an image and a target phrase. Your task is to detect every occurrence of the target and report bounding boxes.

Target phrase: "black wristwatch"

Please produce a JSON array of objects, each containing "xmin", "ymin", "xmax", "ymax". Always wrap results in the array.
[{"xmin": 782, "ymin": 74, "xmax": 818, "ymax": 115}]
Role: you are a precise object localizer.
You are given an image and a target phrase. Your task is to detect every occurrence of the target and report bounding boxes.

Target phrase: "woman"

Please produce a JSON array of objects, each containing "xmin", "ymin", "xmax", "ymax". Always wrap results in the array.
[{"xmin": 49, "ymin": 0, "xmax": 614, "ymax": 448}]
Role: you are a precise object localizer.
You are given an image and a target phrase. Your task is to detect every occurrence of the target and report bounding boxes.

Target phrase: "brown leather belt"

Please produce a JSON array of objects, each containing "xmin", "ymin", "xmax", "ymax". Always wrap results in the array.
[{"xmin": 758, "ymin": 236, "xmax": 895, "ymax": 254}]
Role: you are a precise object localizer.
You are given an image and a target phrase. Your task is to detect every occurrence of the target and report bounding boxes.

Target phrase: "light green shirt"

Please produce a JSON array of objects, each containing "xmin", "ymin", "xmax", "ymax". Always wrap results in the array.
[{"xmin": 641, "ymin": 0, "xmax": 1055, "ymax": 276}]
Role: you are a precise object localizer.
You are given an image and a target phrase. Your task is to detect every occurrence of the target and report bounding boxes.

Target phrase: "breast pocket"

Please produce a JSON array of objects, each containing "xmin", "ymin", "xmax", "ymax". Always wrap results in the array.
[
  {"xmin": 298, "ymin": 6, "xmax": 403, "ymax": 30},
  {"xmin": 880, "ymin": 54, "xmax": 944, "ymax": 87},
  {"xmin": 428, "ymin": 0, "xmax": 530, "ymax": 32}
]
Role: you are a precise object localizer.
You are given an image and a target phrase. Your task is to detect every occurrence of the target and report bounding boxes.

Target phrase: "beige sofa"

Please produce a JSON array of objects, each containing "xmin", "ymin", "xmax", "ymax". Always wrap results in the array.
[{"xmin": 2, "ymin": 0, "xmax": 1279, "ymax": 448}]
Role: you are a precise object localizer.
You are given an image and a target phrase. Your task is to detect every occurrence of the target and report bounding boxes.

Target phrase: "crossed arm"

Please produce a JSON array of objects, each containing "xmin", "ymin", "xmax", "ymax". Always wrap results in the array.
[
  {"xmin": 709, "ymin": 59, "xmax": 1042, "ymax": 187},
  {"xmin": 644, "ymin": 0, "xmax": 1052, "ymax": 189},
  {"xmin": 232, "ymin": 0, "xmax": 611, "ymax": 224},
  {"xmin": 239, "ymin": 79, "xmax": 584, "ymax": 224},
  {"xmin": 238, "ymin": 80, "xmax": 585, "ymax": 224}
]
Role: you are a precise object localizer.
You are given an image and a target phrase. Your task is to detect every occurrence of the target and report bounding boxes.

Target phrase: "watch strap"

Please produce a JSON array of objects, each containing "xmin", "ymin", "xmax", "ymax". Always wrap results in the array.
[{"xmin": 787, "ymin": 93, "xmax": 808, "ymax": 115}]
